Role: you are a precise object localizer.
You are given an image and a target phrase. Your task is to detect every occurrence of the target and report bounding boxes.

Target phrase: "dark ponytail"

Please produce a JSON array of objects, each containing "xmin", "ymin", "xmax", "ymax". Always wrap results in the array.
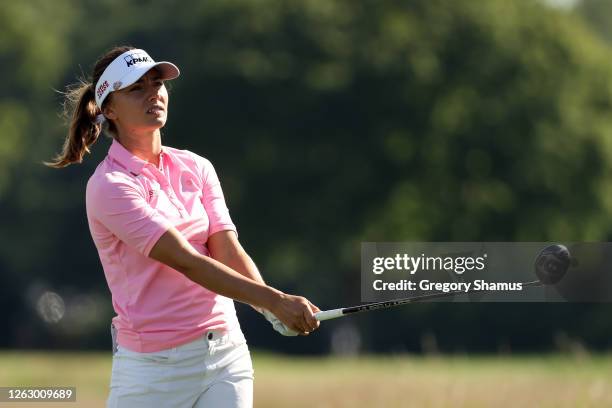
[
  {"xmin": 45, "ymin": 45, "xmax": 135, "ymax": 168},
  {"xmin": 45, "ymin": 81, "xmax": 101, "ymax": 167}
]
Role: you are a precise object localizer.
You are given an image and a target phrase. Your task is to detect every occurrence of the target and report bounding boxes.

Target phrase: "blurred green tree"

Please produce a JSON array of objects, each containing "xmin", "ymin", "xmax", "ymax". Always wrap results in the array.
[
  {"xmin": 577, "ymin": 0, "xmax": 612, "ymax": 42},
  {"xmin": 4, "ymin": 0, "xmax": 612, "ymax": 351},
  {"xmin": 155, "ymin": 0, "xmax": 612, "ymax": 295}
]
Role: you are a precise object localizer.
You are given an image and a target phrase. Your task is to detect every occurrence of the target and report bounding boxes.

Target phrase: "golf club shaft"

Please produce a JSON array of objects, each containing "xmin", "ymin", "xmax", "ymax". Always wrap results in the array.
[{"xmin": 315, "ymin": 280, "xmax": 542, "ymax": 321}]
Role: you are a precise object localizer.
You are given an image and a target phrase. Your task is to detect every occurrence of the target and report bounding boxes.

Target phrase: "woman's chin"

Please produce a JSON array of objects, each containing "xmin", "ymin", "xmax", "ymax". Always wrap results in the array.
[{"xmin": 145, "ymin": 117, "xmax": 167, "ymax": 129}]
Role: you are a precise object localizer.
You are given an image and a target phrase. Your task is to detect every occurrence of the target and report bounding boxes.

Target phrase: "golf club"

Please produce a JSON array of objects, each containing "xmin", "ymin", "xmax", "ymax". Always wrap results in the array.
[{"xmin": 315, "ymin": 244, "xmax": 571, "ymax": 322}]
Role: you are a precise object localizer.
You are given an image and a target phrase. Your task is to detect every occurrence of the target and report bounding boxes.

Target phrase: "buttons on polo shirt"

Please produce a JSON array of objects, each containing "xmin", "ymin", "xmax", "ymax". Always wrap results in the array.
[{"xmin": 165, "ymin": 190, "xmax": 185, "ymax": 214}]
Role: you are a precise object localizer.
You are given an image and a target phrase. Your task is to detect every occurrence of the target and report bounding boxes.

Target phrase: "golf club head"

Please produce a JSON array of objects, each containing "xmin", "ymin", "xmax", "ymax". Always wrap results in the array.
[{"xmin": 534, "ymin": 244, "xmax": 571, "ymax": 285}]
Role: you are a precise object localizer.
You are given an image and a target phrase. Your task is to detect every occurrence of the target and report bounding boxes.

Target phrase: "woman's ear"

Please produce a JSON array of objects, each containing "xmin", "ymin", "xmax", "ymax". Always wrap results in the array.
[{"xmin": 103, "ymin": 105, "xmax": 117, "ymax": 121}]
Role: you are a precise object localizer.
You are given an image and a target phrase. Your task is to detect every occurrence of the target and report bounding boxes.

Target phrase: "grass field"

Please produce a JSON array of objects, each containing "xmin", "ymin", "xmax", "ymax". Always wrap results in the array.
[{"xmin": 0, "ymin": 351, "xmax": 611, "ymax": 407}]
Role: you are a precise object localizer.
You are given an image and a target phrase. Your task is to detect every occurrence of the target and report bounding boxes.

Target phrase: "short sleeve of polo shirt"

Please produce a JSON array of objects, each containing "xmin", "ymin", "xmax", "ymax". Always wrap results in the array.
[
  {"xmin": 191, "ymin": 153, "xmax": 237, "ymax": 236},
  {"xmin": 86, "ymin": 173, "xmax": 173, "ymax": 257}
]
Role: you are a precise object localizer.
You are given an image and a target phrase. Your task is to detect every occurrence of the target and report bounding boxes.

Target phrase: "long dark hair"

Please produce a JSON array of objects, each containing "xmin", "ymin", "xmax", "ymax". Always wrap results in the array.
[{"xmin": 45, "ymin": 46, "xmax": 135, "ymax": 168}]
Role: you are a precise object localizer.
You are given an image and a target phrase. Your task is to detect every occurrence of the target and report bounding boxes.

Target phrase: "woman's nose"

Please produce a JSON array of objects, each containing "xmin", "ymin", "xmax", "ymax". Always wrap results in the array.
[{"xmin": 147, "ymin": 87, "xmax": 162, "ymax": 102}]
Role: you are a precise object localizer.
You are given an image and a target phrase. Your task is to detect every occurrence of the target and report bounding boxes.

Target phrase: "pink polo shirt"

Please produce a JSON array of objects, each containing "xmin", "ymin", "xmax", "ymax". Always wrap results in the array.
[{"xmin": 86, "ymin": 139, "xmax": 240, "ymax": 352}]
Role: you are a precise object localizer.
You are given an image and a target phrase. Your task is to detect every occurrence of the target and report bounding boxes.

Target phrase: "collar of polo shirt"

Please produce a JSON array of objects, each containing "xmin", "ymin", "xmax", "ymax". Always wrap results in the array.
[
  {"xmin": 108, "ymin": 139, "xmax": 169, "ymax": 176},
  {"xmin": 94, "ymin": 49, "xmax": 180, "ymax": 108}
]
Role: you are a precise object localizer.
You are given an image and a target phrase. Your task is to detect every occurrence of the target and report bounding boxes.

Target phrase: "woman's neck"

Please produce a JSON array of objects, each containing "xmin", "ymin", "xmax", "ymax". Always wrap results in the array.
[{"xmin": 117, "ymin": 130, "xmax": 162, "ymax": 167}]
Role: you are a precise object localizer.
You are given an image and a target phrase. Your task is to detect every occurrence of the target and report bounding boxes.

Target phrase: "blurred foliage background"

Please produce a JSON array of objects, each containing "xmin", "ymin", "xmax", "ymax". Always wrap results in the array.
[{"xmin": 3, "ymin": 0, "xmax": 612, "ymax": 354}]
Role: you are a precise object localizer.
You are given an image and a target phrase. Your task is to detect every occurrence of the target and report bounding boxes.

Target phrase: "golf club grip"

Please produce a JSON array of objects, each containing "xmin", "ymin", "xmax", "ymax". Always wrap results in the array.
[{"xmin": 315, "ymin": 308, "xmax": 345, "ymax": 321}]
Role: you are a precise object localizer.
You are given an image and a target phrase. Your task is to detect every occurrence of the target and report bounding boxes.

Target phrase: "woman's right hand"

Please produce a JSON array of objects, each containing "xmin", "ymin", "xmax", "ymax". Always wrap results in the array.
[{"xmin": 270, "ymin": 293, "xmax": 321, "ymax": 336}]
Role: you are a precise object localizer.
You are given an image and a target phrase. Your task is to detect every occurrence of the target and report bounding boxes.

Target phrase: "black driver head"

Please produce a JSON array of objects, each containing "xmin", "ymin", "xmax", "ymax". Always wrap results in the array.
[{"xmin": 534, "ymin": 244, "xmax": 571, "ymax": 285}]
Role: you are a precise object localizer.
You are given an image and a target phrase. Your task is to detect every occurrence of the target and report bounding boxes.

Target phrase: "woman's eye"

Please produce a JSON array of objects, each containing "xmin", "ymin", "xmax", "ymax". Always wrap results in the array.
[{"xmin": 130, "ymin": 86, "xmax": 142, "ymax": 92}]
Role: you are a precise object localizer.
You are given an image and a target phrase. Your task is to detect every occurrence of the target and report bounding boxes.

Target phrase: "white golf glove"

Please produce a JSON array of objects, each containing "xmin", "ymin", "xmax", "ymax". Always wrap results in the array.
[{"xmin": 255, "ymin": 307, "xmax": 298, "ymax": 336}]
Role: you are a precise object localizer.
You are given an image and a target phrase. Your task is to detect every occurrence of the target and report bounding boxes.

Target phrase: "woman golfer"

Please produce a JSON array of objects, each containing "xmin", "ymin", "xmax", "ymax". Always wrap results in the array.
[{"xmin": 47, "ymin": 46, "xmax": 320, "ymax": 407}]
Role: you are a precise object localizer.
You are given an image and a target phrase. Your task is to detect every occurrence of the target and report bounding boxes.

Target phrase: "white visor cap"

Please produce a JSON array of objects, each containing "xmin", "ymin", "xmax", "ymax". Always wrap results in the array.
[{"xmin": 94, "ymin": 49, "xmax": 180, "ymax": 107}]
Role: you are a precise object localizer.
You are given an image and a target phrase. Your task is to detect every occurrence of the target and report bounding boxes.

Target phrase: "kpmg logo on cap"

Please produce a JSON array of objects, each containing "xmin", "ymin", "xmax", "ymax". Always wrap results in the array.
[{"xmin": 124, "ymin": 52, "xmax": 150, "ymax": 68}]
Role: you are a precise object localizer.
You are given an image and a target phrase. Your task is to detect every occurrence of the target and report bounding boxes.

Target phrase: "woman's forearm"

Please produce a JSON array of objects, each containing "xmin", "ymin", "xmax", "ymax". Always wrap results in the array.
[
  {"xmin": 149, "ymin": 228, "xmax": 280, "ymax": 310},
  {"xmin": 223, "ymin": 252, "xmax": 265, "ymax": 285},
  {"xmin": 150, "ymin": 229, "xmax": 320, "ymax": 334},
  {"xmin": 182, "ymin": 252, "xmax": 279, "ymax": 310},
  {"xmin": 207, "ymin": 231, "xmax": 266, "ymax": 285}
]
